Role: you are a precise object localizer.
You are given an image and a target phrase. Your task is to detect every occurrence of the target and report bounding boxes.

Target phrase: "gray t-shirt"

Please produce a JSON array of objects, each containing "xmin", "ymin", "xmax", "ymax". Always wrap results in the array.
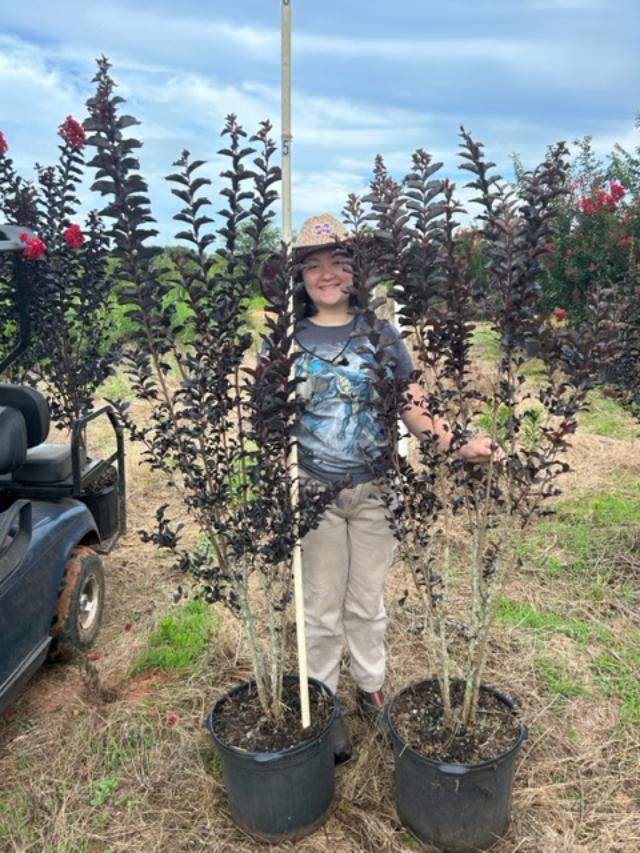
[{"xmin": 294, "ymin": 317, "xmax": 413, "ymax": 484}]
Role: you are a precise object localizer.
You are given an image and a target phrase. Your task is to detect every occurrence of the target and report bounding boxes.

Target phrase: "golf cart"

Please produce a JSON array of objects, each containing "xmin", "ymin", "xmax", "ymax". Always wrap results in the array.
[{"xmin": 0, "ymin": 224, "xmax": 126, "ymax": 714}]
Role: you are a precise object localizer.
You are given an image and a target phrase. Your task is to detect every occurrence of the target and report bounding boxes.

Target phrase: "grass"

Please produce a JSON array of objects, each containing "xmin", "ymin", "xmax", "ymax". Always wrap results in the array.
[
  {"xmin": 129, "ymin": 598, "xmax": 216, "ymax": 675},
  {"xmin": 98, "ymin": 366, "xmax": 136, "ymax": 403},
  {"xmin": 514, "ymin": 473, "xmax": 640, "ymax": 726},
  {"xmin": 518, "ymin": 478, "xmax": 640, "ymax": 579},
  {"xmin": 578, "ymin": 389, "xmax": 639, "ymax": 440},
  {"xmin": 90, "ymin": 775, "xmax": 121, "ymax": 807},
  {"xmin": 592, "ymin": 643, "xmax": 640, "ymax": 724},
  {"xmin": 0, "ymin": 795, "xmax": 34, "ymax": 847},
  {"xmin": 497, "ymin": 598, "xmax": 590, "ymax": 643},
  {"xmin": 535, "ymin": 636, "xmax": 640, "ymax": 721},
  {"xmin": 562, "ymin": 482, "xmax": 640, "ymax": 527},
  {"xmin": 508, "ymin": 601, "xmax": 638, "ymax": 718},
  {"xmin": 247, "ymin": 291, "xmax": 267, "ymax": 312},
  {"xmin": 87, "ymin": 718, "xmax": 158, "ymax": 770},
  {"xmin": 536, "ymin": 655, "xmax": 591, "ymax": 700},
  {"xmin": 471, "ymin": 324, "xmax": 500, "ymax": 360}
]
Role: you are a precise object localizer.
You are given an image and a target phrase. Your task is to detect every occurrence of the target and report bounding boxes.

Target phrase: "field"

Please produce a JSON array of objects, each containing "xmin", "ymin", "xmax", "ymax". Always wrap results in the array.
[{"xmin": 0, "ymin": 331, "xmax": 639, "ymax": 853}]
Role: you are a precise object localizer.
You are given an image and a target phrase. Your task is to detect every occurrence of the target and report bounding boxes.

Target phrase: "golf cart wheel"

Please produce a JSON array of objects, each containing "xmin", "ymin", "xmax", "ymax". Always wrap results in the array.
[{"xmin": 51, "ymin": 546, "xmax": 105, "ymax": 655}]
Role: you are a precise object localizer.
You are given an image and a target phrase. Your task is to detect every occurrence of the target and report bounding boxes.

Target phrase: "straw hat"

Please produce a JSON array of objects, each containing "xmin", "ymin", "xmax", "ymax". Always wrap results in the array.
[{"xmin": 292, "ymin": 213, "xmax": 352, "ymax": 261}]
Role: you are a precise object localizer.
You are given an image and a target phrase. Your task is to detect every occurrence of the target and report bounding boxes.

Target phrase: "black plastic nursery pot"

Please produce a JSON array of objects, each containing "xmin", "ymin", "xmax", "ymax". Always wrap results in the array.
[
  {"xmin": 81, "ymin": 483, "xmax": 119, "ymax": 541},
  {"xmin": 386, "ymin": 679, "xmax": 528, "ymax": 853},
  {"xmin": 207, "ymin": 674, "xmax": 337, "ymax": 843}
]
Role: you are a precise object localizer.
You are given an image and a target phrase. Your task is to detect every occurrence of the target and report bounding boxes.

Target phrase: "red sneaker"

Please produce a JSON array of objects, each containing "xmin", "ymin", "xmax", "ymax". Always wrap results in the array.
[{"xmin": 356, "ymin": 687, "xmax": 386, "ymax": 722}]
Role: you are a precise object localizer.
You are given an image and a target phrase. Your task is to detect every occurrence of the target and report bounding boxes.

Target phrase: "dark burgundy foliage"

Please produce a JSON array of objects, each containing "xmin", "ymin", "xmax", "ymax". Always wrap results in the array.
[
  {"xmin": 83, "ymin": 57, "xmax": 334, "ymax": 717},
  {"xmin": 339, "ymin": 131, "xmax": 622, "ymax": 729}
]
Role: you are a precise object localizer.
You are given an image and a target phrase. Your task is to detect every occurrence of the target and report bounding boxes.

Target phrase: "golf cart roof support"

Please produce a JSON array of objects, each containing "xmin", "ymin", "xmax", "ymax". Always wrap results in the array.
[{"xmin": 0, "ymin": 225, "xmax": 34, "ymax": 375}]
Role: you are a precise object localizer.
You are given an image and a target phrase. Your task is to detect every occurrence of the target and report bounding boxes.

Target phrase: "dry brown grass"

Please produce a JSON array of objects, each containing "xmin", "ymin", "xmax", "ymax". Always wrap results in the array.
[{"xmin": 1, "ymin": 362, "xmax": 639, "ymax": 852}]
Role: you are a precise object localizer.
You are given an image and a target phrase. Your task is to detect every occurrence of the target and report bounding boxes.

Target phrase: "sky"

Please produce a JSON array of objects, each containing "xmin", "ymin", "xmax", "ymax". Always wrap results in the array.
[{"xmin": 1, "ymin": 0, "xmax": 639, "ymax": 243}]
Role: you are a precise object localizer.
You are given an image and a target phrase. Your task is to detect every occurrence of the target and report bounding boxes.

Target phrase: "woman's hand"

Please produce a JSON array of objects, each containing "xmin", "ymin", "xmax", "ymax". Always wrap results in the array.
[{"xmin": 458, "ymin": 436, "xmax": 506, "ymax": 465}]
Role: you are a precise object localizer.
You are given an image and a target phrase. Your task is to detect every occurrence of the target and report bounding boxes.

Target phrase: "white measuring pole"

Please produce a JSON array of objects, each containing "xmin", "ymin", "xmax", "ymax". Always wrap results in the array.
[{"xmin": 282, "ymin": 0, "xmax": 310, "ymax": 729}]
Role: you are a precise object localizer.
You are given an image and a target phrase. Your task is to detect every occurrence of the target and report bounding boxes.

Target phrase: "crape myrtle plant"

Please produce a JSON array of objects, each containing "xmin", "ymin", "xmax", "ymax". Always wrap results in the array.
[
  {"xmin": 607, "ymin": 284, "xmax": 640, "ymax": 424},
  {"xmin": 0, "ymin": 120, "xmax": 115, "ymax": 436},
  {"xmin": 536, "ymin": 137, "xmax": 640, "ymax": 322},
  {"xmin": 343, "ymin": 132, "xmax": 618, "ymax": 733},
  {"xmin": 83, "ymin": 57, "xmax": 334, "ymax": 720}
]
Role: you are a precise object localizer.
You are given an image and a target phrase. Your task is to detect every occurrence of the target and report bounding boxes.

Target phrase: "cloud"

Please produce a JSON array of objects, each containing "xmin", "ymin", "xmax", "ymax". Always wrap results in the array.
[
  {"xmin": 1, "ymin": 1, "xmax": 633, "ymax": 102},
  {"xmin": 1, "ymin": 0, "xmax": 637, "ymax": 244},
  {"xmin": 295, "ymin": 33, "xmax": 522, "ymax": 63},
  {"xmin": 584, "ymin": 121, "xmax": 640, "ymax": 161},
  {"xmin": 0, "ymin": 39, "xmax": 90, "ymax": 175},
  {"xmin": 0, "ymin": 2, "xmax": 279, "ymax": 70},
  {"xmin": 293, "ymin": 170, "xmax": 369, "ymax": 218},
  {"xmin": 0, "ymin": 38, "xmax": 82, "ymax": 116}
]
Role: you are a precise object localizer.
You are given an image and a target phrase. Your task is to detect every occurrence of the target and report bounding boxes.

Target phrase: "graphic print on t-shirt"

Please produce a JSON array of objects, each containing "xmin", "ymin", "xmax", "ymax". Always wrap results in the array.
[{"xmin": 295, "ymin": 336, "xmax": 383, "ymax": 479}]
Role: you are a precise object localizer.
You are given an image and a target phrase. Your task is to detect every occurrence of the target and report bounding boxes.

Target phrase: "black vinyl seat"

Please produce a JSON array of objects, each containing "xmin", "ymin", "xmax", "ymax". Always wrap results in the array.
[
  {"xmin": 0, "ymin": 405, "xmax": 28, "ymax": 474},
  {"xmin": 0, "ymin": 384, "xmax": 49, "ymax": 446},
  {"xmin": 13, "ymin": 443, "xmax": 73, "ymax": 483},
  {"xmin": 0, "ymin": 384, "xmax": 73, "ymax": 485}
]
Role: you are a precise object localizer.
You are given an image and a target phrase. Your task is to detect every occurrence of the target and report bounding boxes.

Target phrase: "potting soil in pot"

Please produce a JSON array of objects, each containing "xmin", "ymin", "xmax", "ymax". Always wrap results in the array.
[
  {"xmin": 83, "ymin": 463, "xmax": 118, "ymax": 494},
  {"xmin": 390, "ymin": 680, "xmax": 522, "ymax": 763},
  {"xmin": 211, "ymin": 679, "xmax": 333, "ymax": 752}
]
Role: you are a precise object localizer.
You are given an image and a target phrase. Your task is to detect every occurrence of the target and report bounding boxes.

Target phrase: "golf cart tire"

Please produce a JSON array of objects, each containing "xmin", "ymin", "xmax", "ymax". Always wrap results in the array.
[{"xmin": 51, "ymin": 546, "xmax": 105, "ymax": 657}]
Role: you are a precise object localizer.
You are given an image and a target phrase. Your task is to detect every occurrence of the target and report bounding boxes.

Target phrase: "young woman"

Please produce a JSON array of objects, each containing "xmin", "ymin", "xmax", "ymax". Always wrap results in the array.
[{"xmin": 263, "ymin": 214, "xmax": 501, "ymax": 762}]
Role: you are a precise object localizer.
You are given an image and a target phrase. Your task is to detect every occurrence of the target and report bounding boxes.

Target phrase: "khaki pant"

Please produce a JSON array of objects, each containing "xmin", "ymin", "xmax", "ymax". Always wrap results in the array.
[{"xmin": 301, "ymin": 477, "xmax": 396, "ymax": 694}]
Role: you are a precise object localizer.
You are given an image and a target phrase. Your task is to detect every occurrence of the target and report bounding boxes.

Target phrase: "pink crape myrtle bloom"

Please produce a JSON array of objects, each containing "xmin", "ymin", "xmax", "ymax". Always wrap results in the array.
[
  {"xmin": 63, "ymin": 223, "xmax": 84, "ymax": 249},
  {"xmin": 0, "ymin": 131, "xmax": 7, "ymax": 155},
  {"xmin": 58, "ymin": 115, "xmax": 86, "ymax": 150},
  {"xmin": 19, "ymin": 231, "xmax": 46, "ymax": 261},
  {"xmin": 595, "ymin": 191, "xmax": 616, "ymax": 212},
  {"xmin": 610, "ymin": 181, "xmax": 626, "ymax": 202},
  {"xmin": 553, "ymin": 307, "xmax": 568, "ymax": 322}
]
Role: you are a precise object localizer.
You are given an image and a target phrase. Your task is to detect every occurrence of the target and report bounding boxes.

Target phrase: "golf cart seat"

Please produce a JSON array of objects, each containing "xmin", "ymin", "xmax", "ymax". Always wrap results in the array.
[
  {"xmin": 0, "ymin": 383, "xmax": 73, "ymax": 484},
  {"xmin": 0, "ymin": 405, "xmax": 32, "ymax": 584},
  {"xmin": 0, "ymin": 404, "xmax": 28, "ymax": 474}
]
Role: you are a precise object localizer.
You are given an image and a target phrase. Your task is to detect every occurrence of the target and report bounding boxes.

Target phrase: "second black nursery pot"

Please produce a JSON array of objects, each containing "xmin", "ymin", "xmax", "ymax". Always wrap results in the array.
[
  {"xmin": 207, "ymin": 674, "xmax": 337, "ymax": 843},
  {"xmin": 386, "ymin": 679, "xmax": 528, "ymax": 853}
]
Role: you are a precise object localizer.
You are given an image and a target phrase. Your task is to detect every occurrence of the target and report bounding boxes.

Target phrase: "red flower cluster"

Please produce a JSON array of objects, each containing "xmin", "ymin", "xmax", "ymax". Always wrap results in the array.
[
  {"xmin": 58, "ymin": 115, "xmax": 86, "ymax": 150},
  {"xmin": 63, "ymin": 223, "xmax": 84, "ymax": 249},
  {"xmin": 0, "ymin": 131, "xmax": 7, "ymax": 155},
  {"xmin": 610, "ymin": 181, "xmax": 626, "ymax": 202},
  {"xmin": 166, "ymin": 713, "xmax": 180, "ymax": 727},
  {"xmin": 620, "ymin": 235, "xmax": 632, "ymax": 248},
  {"xmin": 580, "ymin": 182, "xmax": 628, "ymax": 215},
  {"xmin": 597, "ymin": 191, "xmax": 617, "ymax": 211},
  {"xmin": 553, "ymin": 307, "xmax": 567, "ymax": 321},
  {"xmin": 19, "ymin": 231, "xmax": 46, "ymax": 260}
]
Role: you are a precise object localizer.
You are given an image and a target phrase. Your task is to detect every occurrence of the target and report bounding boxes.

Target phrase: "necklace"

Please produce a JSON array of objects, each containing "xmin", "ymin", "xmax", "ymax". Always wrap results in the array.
[{"xmin": 295, "ymin": 317, "xmax": 357, "ymax": 366}]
